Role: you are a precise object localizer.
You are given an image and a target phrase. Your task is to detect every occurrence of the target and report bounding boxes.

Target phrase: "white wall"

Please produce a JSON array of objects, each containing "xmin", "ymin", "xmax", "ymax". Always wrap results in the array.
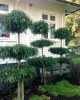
[{"xmin": 0, "ymin": 0, "xmax": 66, "ymax": 64}]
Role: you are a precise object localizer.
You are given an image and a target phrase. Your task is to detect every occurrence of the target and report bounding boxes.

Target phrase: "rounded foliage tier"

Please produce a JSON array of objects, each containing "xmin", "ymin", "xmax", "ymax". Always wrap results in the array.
[
  {"xmin": 0, "ymin": 44, "xmax": 38, "ymax": 60},
  {"xmin": 0, "ymin": 65, "xmax": 36, "ymax": 82},
  {"xmin": 27, "ymin": 56, "xmax": 58, "ymax": 68},
  {"xmin": 31, "ymin": 20, "xmax": 48, "ymax": 37},
  {"xmin": 58, "ymin": 57, "xmax": 71, "ymax": 64},
  {"xmin": 54, "ymin": 28, "xmax": 70, "ymax": 40},
  {"xmin": 2, "ymin": 10, "xmax": 32, "ymax": 33},
  {"xmin": 31, "ymin": 39, "xmax": 53, "ymax": 48},
  {"xmin": 49, "ymin": 47, "xmax": 69, "ymax": 55}
]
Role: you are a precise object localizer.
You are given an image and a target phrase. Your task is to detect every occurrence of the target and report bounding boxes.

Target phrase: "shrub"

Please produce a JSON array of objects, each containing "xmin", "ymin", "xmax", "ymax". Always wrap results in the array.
[{"xmin": 38, "ymin": 80, "xmax": 80, "ymax": 97}]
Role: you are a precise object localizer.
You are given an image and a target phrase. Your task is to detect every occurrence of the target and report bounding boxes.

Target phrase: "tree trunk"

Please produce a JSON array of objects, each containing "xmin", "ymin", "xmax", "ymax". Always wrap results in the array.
[
  {"xmin": 18, "ymin": 60, "xmax": 22, "ymax": 100},
  {"xmin": 22, "ymin": 81, "xmax": 24, "ymax": 100},
  {"xmin": 60, "ymin": 39, "xmax": 63, "ymax": 75},
  {"xmin": 41, "ymin": 47, "xmax": 44, "ymax": 83},
  {"xmin": 61, "ymin": 39, "xmax": 62, "ymax": 47},
  {"xmin": 18, "ymin": 33, "xmax": 20, "ymax": 44},
  {"xmin": 43, "ymin": 67, "xmax": 46, "ymax": 84},
  {"xmin": 18, "ymin": 80, "xmax": 22, "ymax": 100}
]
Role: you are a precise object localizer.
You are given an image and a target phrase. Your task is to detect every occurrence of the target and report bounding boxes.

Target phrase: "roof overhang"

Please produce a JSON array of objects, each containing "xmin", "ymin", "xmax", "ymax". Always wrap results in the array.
[{"xmin": 50, "ymin": 0, "xmax": 80, "ymax": 15}]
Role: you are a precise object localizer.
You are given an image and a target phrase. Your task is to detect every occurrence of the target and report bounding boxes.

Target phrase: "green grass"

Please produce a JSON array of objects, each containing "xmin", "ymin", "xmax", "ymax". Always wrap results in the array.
[{"xmin": 38, "ymin": 80, "xmax": 80, "ymax": 97}]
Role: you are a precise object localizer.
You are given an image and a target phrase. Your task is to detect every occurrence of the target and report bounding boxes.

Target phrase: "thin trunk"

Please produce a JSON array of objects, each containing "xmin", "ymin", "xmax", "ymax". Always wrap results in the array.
[
  {"xmin": 22, "ymin": 81, "xmax": 24, "ymax": 100},
  {"xmin": 60, "ymin": 63, "xmax": 62, "ymax": 75},
  {"xmin": 61, "ymin": 39, "xmax": 62, "ymax": 47},
  {"xmin": 18, "ymin": 80, "xmax": 22, "ymax": 100},
  {"xmin": 41, "ymin": 47, "xmax": 44, "ymax": 83},
  {"xmin": 42, "ymin": 47, "xmax": 43, "ymax": 56},
  {"xmin": 18, "ymin": 60, "xmax": 22, "ymax": 100},
  {"xmin": 18, "ymin": 33, "xmax": 20, "ymax": 44},
  {"xmin": 41, "ymin": 68, "xmax": 44, "ymax": 83},
  {"xmin": 43, "ymin": 67, "xmax": 46, "ymax": 84},
  {"xmin": 60, "ymin": 39, "xmax": 63, "ymax": 75}
]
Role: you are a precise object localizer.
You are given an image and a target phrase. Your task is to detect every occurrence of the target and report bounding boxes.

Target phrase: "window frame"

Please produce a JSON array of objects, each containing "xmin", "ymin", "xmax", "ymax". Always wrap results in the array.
[{"xmin": 41, "ymin": 13, "xmax": 56, "ymax": 39}]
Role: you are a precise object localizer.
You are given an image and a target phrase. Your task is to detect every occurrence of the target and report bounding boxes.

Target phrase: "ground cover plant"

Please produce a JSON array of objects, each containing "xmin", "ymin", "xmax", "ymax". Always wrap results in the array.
[{"xmin": 38, "ymin": 80, "xmax": 80, "ymax": 97}]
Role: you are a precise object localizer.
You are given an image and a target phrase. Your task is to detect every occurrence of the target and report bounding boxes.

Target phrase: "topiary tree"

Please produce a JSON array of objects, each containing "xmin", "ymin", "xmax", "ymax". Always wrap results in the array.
[
  {"xmin": 49, "ymin": 28, "xmax": 70, "ymax": 75},
  {"xmin": 30, "ymin": 20, "xmax": 55, "ymax": 83},
  {"xmin": 31, "ymin": 20, "xmax": 48, "ymax": 38},
  {"xmin": 31, "ymin": 39, "xmax": 54, "ymax": 83},
  {"xmin": 27, "ymin": 56, "xmax": 57, "ymax": 83},
  {"xmin": 54, "ymin": 28, "xmax": 70, "ymax": 47},
  {"xmin": 1, "ymin": 10, "xmax": 32, "ymax": 100},
  {"xmin": 2, "ymin": 10, "xmax": 32, "ymax": 44},
  {"xmin": 0, "ymin": 44, "xmax": 38, "ymax": 100}
]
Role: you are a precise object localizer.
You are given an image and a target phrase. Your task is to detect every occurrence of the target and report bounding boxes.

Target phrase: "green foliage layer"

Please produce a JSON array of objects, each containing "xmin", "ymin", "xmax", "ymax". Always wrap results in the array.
[
  {"xmin": 31, "ymin": 39, "xmax": 53, "ymax": 48},
  {"xmin": 31, "ymin": 20, "xmax": 48, "ymax": 37},
  {"xmin": 0, "ymin": 65, "xmax": 36, "ymax": 82},
  {"xmin": 29, "ymin": 95, "xmax": 50, "ymax": 100},
  {"xmin": 54, "ymin": 28, "xmax": 70, "ymax": 40},
  {"xmin": 58, "ymin": 57, "xmax": 71, "ymax": 64},
  {"xmin": 38, "ymin": 80, "xmax": 80, "ymax": 97},
  {"xmin": 27, "ymin": 56, "xmax": 57, "ymax": 68},
  {"xmin": 49, "ymin": 47, "xmax": 69, "ymax": 55},
  {"xmin": 2, "ymin": 10, "xmax": 32, "ymax": 33},
  {"xmin": 0, "ymin": 44, "xmax": 38, "ymax": 60}
]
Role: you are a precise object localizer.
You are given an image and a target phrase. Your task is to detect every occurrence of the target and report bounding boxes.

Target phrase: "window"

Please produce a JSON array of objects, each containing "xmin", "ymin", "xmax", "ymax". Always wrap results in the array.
[
  {"xmin": 0, "ymin": 4, "xmax": 8, "ymax": 11},
  {"xmin": 50, "ymin": 16, "xmax": 55, "ymax": 21},
  {"xmin": 42, "ymin": 14, "xmax": 48, "ymax": 20},
  {"xmin": 0, "ymin": 15, "xmax": 9, "ymax": 38},
  {"xmin": 50, "ymin": 24, "xmax": 55, "ymax": 39}
]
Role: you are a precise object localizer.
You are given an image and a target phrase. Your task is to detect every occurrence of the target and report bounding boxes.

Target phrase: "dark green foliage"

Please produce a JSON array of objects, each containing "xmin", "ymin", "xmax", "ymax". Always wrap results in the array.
[
  {"xmin": 31, "ymin": 20, "xmax": 48, "ymax": 37},
  {"xmin": 49, "ymin": 47, "xmax": 69, "ymax": 56},
  {"xmin": 31, "ymin": 39, "xmax": 53, "ymax": 48},
  {"xmin": 54, "ymin": 28, "xmax": 70, "ymax": 40},
  {"xmin": 2, "ymin": 10, "xmax": 32, "ymax": 33},
  {"xmin": 58, "ymin": 57, "xmax": 71, "ymax": 64},
  {"xmin": 27, "ymin": 56, "xmax": 57, "ymax": 68},
  {"xmin": 0, "ymin": 44, "xmax": 38, "ymax": 60},
  {"xmin": 29, "ymin": 95, "xmax": 50, "ymax": 100},
  {"xmin": 38, "ymin": 80, "xmax": 80, "ymax": 97},
  {"xmin": 0, "ymin": 65, "xmax": 36, "ymax": 83}
]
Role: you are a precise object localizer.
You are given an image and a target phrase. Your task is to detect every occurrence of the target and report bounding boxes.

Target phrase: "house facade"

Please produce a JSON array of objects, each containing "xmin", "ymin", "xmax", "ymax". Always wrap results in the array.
[{"xmin": 0, "ymin": 0, "xmax": 79, "ymax": 64}]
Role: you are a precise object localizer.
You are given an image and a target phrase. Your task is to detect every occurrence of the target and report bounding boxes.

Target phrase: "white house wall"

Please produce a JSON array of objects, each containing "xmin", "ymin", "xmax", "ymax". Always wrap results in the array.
[{"xmin": 0, "ymin": 0, "xmax": 66, "ymax": 64}]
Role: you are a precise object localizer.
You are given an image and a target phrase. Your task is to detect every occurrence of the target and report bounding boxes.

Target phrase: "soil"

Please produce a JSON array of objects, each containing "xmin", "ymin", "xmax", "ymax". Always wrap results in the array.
[{"xmin": 0, "ymin": 77, "xmax": 80, "ymax": 100}]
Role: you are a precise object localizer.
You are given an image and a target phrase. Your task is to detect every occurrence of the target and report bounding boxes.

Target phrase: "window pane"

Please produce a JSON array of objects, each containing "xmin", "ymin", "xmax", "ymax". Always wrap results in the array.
[
  {"xmin": 50, "ymin": 24, "xmax": 55, "ymax": 39},
  {"xmin": 0, "ymin": 15, "xmax": 9, "ymax": 38},
  {"xmin": 50, "ymin": 16, "xmax": 55, "ymax": 21},
  {"xmin": 42, "ymin": 14, "xmax": 48, "ymax": 20},
  {"xmin": 0, "ymin": 4, "xmax": 8, "ymax": 11}
]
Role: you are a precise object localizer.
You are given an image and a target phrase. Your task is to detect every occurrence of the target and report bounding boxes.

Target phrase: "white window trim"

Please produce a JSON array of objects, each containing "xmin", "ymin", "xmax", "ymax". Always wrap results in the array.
[{"xmin": 40, "ymin": 12, "xmax": 57, "ymax": 39}]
